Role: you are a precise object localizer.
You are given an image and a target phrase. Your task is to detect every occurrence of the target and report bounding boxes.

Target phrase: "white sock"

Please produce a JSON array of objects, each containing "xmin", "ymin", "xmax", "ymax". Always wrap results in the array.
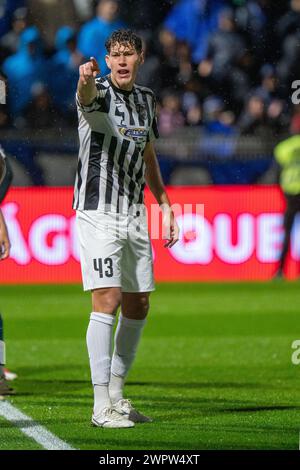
[
  {"xmin": 0, "ymin": 314, "xmax": 5, "ymax": 367},
  {"xmin": 0, "ymin": 340, "xmax": 5, "ymax": 367},
  {"xmin": 110, "ymin": 314, "xmax": 146, "ymax": 403},
  {"xmin": 0, "ymin": 341, "xmax": 5, "ymax": 379},
  {"xmin": 86, "ymin": 312, "xmax": 115, "ymax": 414},
  {"xmin": 93, "ymin": 385, "xmax": 111, "ymax": 414},
  {"xmin": 109, "ymin": 374, "xmax": 125, "ymax": 403}
]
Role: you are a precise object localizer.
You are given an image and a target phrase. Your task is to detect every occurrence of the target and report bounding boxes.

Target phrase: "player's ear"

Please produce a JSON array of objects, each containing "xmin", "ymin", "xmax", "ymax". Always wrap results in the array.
[
  {"xmin": 105, "ymin": 54, "xmax": 111, "ymax": 70},
  {"xmin": 139, "ymin": 51, "xmax": 145, "ymax": 66}
]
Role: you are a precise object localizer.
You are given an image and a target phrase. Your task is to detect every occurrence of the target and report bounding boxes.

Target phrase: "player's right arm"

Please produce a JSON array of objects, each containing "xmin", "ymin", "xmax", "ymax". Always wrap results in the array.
[{"xmin": 77, "ymin": 57, "xmax": 100, "ymax": 106}]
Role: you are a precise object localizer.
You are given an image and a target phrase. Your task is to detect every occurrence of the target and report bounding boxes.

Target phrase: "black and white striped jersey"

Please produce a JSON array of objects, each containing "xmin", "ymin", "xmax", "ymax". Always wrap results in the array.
[{"xmin": 73, "ymin": 75, "xmax": 159, "ymax": 213}]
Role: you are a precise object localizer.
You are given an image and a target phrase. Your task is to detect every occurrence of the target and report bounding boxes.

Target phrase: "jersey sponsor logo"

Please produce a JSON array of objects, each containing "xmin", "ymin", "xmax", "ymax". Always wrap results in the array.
[{"xmin": 118, "ymin": 126, "xmax": 148, "ymax": 143}]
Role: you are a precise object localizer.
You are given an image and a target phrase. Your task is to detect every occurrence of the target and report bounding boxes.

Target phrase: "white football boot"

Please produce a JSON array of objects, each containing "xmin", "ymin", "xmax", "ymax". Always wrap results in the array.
[
  {"xmin": 113, "ymin": 399, "xmax": 152, "ymax": 423},
  {"xmin": 91, "ymin": 406, "xmax": 135, "ymax": 428},
  {"xmin": 4, "ymin": 368, "xmax": 18, "ymax": 381}
]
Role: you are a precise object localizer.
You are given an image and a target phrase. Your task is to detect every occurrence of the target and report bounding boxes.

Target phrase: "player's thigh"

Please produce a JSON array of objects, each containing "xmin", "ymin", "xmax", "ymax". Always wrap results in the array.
[
  {"xmin": 121, "ymin": 291, "xmax": 151, "ymax": 319},
  {"xmin": 76, "ymin": 210, "xmax": 125, "ymax": 292},
  {"xmin": 121, "ymin": 216, "xmax": 155, "ymax": 294},
  {"xmin": 92, "ymin": 286, "xmax": 122, "ymax": 315}
]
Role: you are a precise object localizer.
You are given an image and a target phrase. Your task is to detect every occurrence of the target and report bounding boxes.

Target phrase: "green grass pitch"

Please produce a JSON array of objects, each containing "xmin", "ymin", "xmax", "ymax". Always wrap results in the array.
[{"xmin": 0, "ymin": 281, "xmax": 299, "ymax": 450}]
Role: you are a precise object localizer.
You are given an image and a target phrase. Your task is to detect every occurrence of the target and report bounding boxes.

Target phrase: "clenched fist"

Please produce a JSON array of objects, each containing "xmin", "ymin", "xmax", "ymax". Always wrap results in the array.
[{"xmin": 79, "ymin": 57, "xmax": 100, "ymax": 86}]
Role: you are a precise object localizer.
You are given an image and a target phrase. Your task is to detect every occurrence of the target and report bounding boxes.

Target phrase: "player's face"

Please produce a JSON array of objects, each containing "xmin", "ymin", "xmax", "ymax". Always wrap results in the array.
[{"xmin": 106, "ymin": 42, "xmax": 144, "ymax": 91}]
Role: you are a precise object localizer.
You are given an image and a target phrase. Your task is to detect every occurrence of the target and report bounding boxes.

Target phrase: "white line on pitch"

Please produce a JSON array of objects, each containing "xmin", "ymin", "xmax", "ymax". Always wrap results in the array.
[{"xmin": 0, "ymin": 400, "xmax": 76, "ymax": 450}]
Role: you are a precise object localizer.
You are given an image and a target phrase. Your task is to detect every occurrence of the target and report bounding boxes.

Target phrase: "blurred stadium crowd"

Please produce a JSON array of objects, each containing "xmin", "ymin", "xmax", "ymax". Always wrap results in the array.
[
  {"xmin": 1, "ymin": 0, "xmax": 299, "ymax": 134},
  {"xmin": 0, "ymin": 0, "xmax": 299, "ymax": 185}
]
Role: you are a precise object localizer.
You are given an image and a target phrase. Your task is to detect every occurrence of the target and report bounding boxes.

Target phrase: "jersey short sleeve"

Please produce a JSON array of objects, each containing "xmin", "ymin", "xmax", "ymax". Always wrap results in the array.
[
  {"xmin": 76, "ymin": 78, "xmax": 107, "ymax": 113},
  {"xmin": 147, "ymin": 96, "xmax": 159, "ymax": 142}
]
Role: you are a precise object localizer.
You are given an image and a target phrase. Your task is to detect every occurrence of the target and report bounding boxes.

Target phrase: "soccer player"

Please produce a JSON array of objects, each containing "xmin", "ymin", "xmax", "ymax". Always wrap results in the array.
[
  {"xmin": 75, "ymin": 29, "xmax": 179, "ymax": 428},
  {"xmin": 274, "ymin": 133, "xmax": 300, "ymax": 278},
  {"xmin": 0, "ymin": 145, "xmax": 15, "ymax": 396}
]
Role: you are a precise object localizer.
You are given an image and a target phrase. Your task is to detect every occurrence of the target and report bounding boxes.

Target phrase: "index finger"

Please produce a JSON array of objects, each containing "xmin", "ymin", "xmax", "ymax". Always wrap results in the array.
[{"xmin": 90, "ymin": 57, "xmax": 100, "ymax": 73}]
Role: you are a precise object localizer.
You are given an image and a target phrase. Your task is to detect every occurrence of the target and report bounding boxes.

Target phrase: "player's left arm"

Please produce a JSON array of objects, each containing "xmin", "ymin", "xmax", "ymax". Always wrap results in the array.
[
  {"xmin": 144, "ymin": 141, "xmax": 179, "ymax": 248},
  {"xmin": 0, "ymin": 209, "xmax": 10, "ymax": 260},
  {"xmin": 0, "ymin": 145, "xmax": 6, "ymax": 185},
  {"xmin": 0, "ymin": 148, "xmax": 10, "ymax": 260},
  {"xmin": 0, "ymin": 147, "xmax": 13, "ymax": 203}
]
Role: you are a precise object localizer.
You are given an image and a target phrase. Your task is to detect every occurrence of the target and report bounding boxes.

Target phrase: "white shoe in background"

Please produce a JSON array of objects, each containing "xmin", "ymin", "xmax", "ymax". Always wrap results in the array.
[{"xmin": 113, "ymin": 399, "xmax": 152, "ymax": 423}]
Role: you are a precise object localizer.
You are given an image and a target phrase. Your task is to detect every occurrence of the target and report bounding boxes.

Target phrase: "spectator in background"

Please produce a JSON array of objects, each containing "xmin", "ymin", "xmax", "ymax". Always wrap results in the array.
[
  {"xmin": 202, "ymin": 95, "xmax": 235, "ymax": 135},
  {"xmin": 276, "ymin": 1, "xmax": 300, "ymax": 93},
  {"xmin": 2, "ymin": 26, "xmax": 48, "ymax": 119},
  {"xmin": 185, "ymin": 103, "xmax": 202, "ymax": 126},
  {"xmin": 48, "ymin": 26, "xmax": 83, "ymax": 124},
  {"xmin": 198, "ymin": 7, "xmax": 250, "ymax": 108},
  {"xmin": 277, "ymin": 33, "xmax": 300, "ymax": 96},
  {"xmin": 238, "ymin": 92, "xmax": 267, "ymax": 136},
  {"xmin": 176, "ymin": 41, "xmax": 193, "ymax": 86},
  {"xmin": 155, "ymin": 32, "xmax": 193, "ymax": 93},
  {"xmin": 254, "ymin": 64, "xmax": 280, "ymax": 104},
  {"xmin": 156, "ymin": 29, "xmax": 180, "ymax": 90},
  {"xmin": 0, "ymin": 0, "xmax": 25, "ymax": 38},
  {"xmin": 23, "ymin": 82, "xmax": 65, "ymax": 131},
  {"xmin": 0, "ymin": 7, "xmax": 27, "ymax": 62},
  {"xmin": 276, "ymin": 0, "xmax": 300, "ymax": 41},
  {"xmin": 136, "ymin": 34, "xmax": 162, "ymax": 94},
  {"xmin": 78, "ymin": 0, "xmax": 126, "ymax": 76},
  {"xmin": 252, "ymin": 64, "xmax": 289, "ymax": 135},
  {"xmin": 235, "ymin": 0, "xmax": 271, "ymax": 63},
  {"xmin": 290, "ymin": 104, "xmax": 300, "ymax": 134},
  {"xmin": 158, "ymin": 90, "xmax": 185, "ymax": 136},
  {"xmin": 164, "ymin": 0, "xmax": 226, "ymax": 64},
  {"xmin": 182, "ymin": 80, "xmax": 203, "ymax": 127},
  {"xmin": 235, "ymin": 0, "xmax": 267, "ymax": 40},
  {"xmin": 120, "ymin": 0, "xmax": 173, "ymax": 31},
  {"xmin": 26, "ymin": 0, "xmax": 78, "ymax": 48},
  {"xmin": 200, "ymin": 96, "xmax": 237, "ymax": 184},
  {"xmin": 266, "ymin": 98, "xmax": 289, "ymax": 136}
]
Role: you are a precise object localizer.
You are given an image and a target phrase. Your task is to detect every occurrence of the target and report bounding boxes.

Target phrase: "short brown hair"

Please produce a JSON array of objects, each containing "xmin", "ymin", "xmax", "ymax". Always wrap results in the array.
[{"xmin": 105, "ymin": 29, "xmax": 143, "ymax": 54}]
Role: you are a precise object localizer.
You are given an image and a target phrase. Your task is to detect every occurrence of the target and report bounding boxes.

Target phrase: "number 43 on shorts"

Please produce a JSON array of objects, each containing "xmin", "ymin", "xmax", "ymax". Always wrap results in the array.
[{"xmin": 93, "ymin": 258, "xmax": 114, "ymax": 278}]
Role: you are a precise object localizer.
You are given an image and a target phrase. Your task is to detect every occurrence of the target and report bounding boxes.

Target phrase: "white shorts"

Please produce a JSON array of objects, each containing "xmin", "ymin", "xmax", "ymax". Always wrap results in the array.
[{"xmin": 76, "ymin": 210, "xmax": 155, "ymax": 292}]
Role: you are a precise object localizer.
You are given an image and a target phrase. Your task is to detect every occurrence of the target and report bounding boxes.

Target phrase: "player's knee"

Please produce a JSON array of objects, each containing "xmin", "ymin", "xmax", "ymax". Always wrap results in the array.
[
  {"xmin": 96, "ymin": 296, "xmax": 120, "ymax": 315},
  {"xmin": 92, "ymin": 288, "xmax": 121, "ymax": 315},
  {"xmin": 126, "ymin": 294, "xmax": 150, "ymax": 319},
  {"xmin": 139, "ymin": 295, "xmax": 150, "ymax": 317}
]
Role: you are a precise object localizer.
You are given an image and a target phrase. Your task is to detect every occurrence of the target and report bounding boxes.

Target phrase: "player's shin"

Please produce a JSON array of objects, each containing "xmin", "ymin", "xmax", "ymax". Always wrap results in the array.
[
  {"xmin": 86, "ymin": 312, "xmax": 115, "ymax": 415},
  {"xmin": 109, "ymin": 314, "xmax": 146, "ymax": 403}
]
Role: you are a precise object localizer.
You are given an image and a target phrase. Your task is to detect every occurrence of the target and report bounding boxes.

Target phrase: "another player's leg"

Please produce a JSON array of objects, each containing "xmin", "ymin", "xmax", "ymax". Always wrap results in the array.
[
  {"xmin": 87, "ymin": 287, "xmax": 134, "ymax": 428},
  {"xmin": 109, "ymin": 292, "xmax": 152, "ymax": 422},
  {"xmin": 276, "ymin": 195, "xmax": 297, "ymax": 277},
  {"xmin": 0, "ymin": 314, "xmax": 15, "ymax": 396}
]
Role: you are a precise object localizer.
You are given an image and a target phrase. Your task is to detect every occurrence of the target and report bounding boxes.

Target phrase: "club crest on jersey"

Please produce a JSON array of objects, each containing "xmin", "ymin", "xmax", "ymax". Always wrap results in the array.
[{"xmin": 118, "ymin": 126, "xmax": 148, "ymax": 143}]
